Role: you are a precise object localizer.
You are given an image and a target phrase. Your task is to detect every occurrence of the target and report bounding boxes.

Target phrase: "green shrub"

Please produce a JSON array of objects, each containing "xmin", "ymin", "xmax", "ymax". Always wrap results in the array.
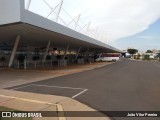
[{"xmin": 143, "ymin": 55, "xmax": 150, "ymax": 60}]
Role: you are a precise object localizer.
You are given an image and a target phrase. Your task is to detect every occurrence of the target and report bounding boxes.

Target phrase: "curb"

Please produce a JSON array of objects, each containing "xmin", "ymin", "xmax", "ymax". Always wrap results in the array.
[{"xmin": 0, "ymin": 94, "xmax": 67, "ymax": 120}]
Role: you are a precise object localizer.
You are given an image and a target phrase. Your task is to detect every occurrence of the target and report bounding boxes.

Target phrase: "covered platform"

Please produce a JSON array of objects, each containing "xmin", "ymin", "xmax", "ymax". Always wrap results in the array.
[{"xmin": 0, "ymin": 0, "xmax": 121, "ymax": 69}]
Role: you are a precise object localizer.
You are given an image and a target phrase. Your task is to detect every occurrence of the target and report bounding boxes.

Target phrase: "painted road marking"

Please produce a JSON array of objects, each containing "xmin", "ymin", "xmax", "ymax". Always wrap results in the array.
[
  {"xmin": 0, "ymin": 94, "xmax": 56, "ymax": 105},
  {"xmin": 32, "ymin": 84, "xmax": 85, "ymax": 90},
  {"xmin": 31, "ymin": 84, "xmax": 88, "ymax": 99},
  {"xmin": 11, "ymin": 84, "xmax": 88, "ymax": 99},
  {"xmin": 72, "ymin": 89, "xmax": 88, "ymax": 99},
  {"xmin": 11, "ymin": 84, "xmax": 32, "ymax": 90}
]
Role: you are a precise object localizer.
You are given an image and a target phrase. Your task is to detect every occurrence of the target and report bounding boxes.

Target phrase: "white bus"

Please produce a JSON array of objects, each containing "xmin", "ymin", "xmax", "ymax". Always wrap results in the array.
[{"xmin": 95, "ymin": 53, "xmax": 120, "ymax": 62}]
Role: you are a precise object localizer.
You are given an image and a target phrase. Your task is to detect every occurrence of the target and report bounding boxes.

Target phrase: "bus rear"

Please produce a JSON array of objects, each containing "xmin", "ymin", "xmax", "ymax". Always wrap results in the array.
[{"xmin": 96, "ymin": 53, "xmax": 120, "ymax": 62}]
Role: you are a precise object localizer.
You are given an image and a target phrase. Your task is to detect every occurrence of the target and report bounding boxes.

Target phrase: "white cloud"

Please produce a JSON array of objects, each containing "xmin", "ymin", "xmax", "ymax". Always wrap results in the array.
[
  {"xmin": 62, "ymin": 0, "xmax": 160, "ymax": 42},
  {"xmin": 28, "ymin": 0, "xmax": 160, "ymax": 43}
]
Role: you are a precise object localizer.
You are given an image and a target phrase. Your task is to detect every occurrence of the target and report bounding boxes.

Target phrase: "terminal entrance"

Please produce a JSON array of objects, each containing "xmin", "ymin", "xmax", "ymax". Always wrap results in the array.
[
  {"xmin": 0, "ymin": 20, "xmax": 120, "ymax": 70},
  {"xmin": 0, "ymin": 38, "xmax": 96, "ymax": 69}
]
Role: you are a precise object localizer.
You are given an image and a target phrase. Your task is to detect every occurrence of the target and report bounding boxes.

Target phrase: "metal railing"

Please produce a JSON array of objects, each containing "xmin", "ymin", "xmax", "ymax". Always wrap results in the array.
[{"xmin": 25, "ymin": 0, "xmax": 101, "ymax": 40}]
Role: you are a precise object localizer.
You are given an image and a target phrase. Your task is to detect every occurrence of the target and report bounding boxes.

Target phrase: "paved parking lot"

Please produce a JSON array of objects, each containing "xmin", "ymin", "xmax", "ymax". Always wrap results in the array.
[
  {"xmin": 11, "ymin": 84, "xmax": 87, "ymax": 98},
  {"xmin": 6, "ymin": 59, "xmax": 160, "ymax": 120},
  {"xmin": 0, "ymin": 62, "xmax": 111, "ymax": 89},
  {"xmin": 0, "ymin": 62, "xmax": 112, "ymax": 120}
]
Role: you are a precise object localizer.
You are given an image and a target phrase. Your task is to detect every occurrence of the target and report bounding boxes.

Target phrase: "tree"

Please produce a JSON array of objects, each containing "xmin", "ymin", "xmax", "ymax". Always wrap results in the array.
[
  {"xmin": 56, "ymin": 55, "xmax": 61, "ymax": 60},
  {"xmin": 127, "ymin": 49, "xmax": 138, "ymax": 58},
  {"xmin": 157, "ymin": 53, "xmax": 160, "ymax": 61},
  {"xmin": 17, "ymin": 54, "xmax": 25, "ymax": 63},
  {"xmin": 32, "ymin": 48, "xmax": 40, "ymax": 68},
  {"xmin": 32, "ymin": 55, "xmax": 40, "ymax": 68},
  {"xmin": 137, "ymin": 53, "xmax": 141, "ymax": 60},
  {"xmin": 0, "ymin": 56, "xmax": 6, "ymax": 67},
  {"xmin": 146, "ymin": 50, "xmax": 153, "ymax": 53},
  {"xmin": 143, "ymin": 54, "xmax": 150, "ymax": 60},
  {"xmin": 46, "ymin": 55, "xmax": 52, "ymax": 61},
  {"xmin": 46, "ymin": 55, "xmax": 53, "ymax": 67},
  {"xmin": 17, "ymin": 54, "xmax": 26, "ymax": 68}
]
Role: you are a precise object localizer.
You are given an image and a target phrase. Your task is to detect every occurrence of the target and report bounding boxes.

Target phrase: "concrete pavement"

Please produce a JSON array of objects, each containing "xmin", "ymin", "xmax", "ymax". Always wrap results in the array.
[
  {"xmin": 0, "ymin": 89, "xmax": 110, "ymax": 120},
  {"xmin": 0, "ymin": 62, "xmax": 112, "ymax": 120},
  {"xmin": 8, "ymin": 59, "xmax": 160, "ymax": 120},
  {"xmin": 0, "ymin": 62, "xmax": 112, "ymax": 89}
]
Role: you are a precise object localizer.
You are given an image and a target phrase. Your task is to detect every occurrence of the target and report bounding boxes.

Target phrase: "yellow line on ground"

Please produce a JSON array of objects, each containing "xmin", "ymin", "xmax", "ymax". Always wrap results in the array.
[
  {"xmin": 0, "ymin": 94, "xmax": 56, "ymax": 105},
  {"xmin": 56, "ymin": 104, "xmax": 66, "ymax": 120},
  {"xmin": 0, "ymin": 94, "xmax": 66, "ymax": 120}
]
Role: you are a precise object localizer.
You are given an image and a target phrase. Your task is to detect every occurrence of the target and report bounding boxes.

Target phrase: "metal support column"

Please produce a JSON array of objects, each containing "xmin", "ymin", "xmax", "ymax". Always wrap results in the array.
[
  {"xmin": 56, "ymin": 0, "xmax": 63, "ymax": 22},
  {"xmin": 8, "ymin": 35, "xmax": 20, "ymax": 67},
  {"xmin": 74, "ymin": 14, "xmax": 81, "ymax": 30},
  {"xmin": 43, "ymin": 41, "xmax": 51, "ymax": 62},
  {"xmin": 86, "ymin": 21, "xmax": 91, "ymax": 34},
  {"xmin": 63, "ymin": 45, "xmax": 70, "ymax": 60},
  {"xmin": 86, "ymin": 48, "xmax": 90, "ymax": 54},
  {"xmin": 75, "ymin": 47, "xmax": 82, "ymax": 60},
  {"xmin": 86, "ymin": 48, "xmax": 90, "ymax": 60},
  {"xmin": 24, "ymin": 56, "xmax": 27, "ymax": 69},
  {"xmin": 27, "ymin": 0, "xmax": 31, "ymax": 10}
]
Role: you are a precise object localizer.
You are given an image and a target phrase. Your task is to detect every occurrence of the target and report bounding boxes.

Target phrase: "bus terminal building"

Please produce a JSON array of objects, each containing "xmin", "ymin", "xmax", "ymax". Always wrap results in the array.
[{"xmin": 0, "ymin": 0, "xmax": 121, "ymax": 69}]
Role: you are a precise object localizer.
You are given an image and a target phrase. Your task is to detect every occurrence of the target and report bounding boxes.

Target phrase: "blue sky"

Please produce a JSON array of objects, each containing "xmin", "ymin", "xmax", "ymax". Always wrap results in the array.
[
  {"xmin": 111, "ymin": 19, "xmax": 160, "ymax": 51},
  {"xmin": 26, "ymin": 0, "xmax": 160, "ymax": 52}
]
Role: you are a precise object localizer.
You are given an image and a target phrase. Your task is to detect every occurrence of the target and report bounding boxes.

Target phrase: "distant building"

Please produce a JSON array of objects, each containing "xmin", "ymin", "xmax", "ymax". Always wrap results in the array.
[{"xmin": 152, "ymin": 49, "xmax": 159, "ymax": 54}]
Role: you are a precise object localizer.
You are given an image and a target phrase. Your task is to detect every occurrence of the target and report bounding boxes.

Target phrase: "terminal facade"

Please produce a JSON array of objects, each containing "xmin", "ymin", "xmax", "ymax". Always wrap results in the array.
[{"xmin": 0, "ymin": 0, "xmax": 121, "ymax": 69}]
